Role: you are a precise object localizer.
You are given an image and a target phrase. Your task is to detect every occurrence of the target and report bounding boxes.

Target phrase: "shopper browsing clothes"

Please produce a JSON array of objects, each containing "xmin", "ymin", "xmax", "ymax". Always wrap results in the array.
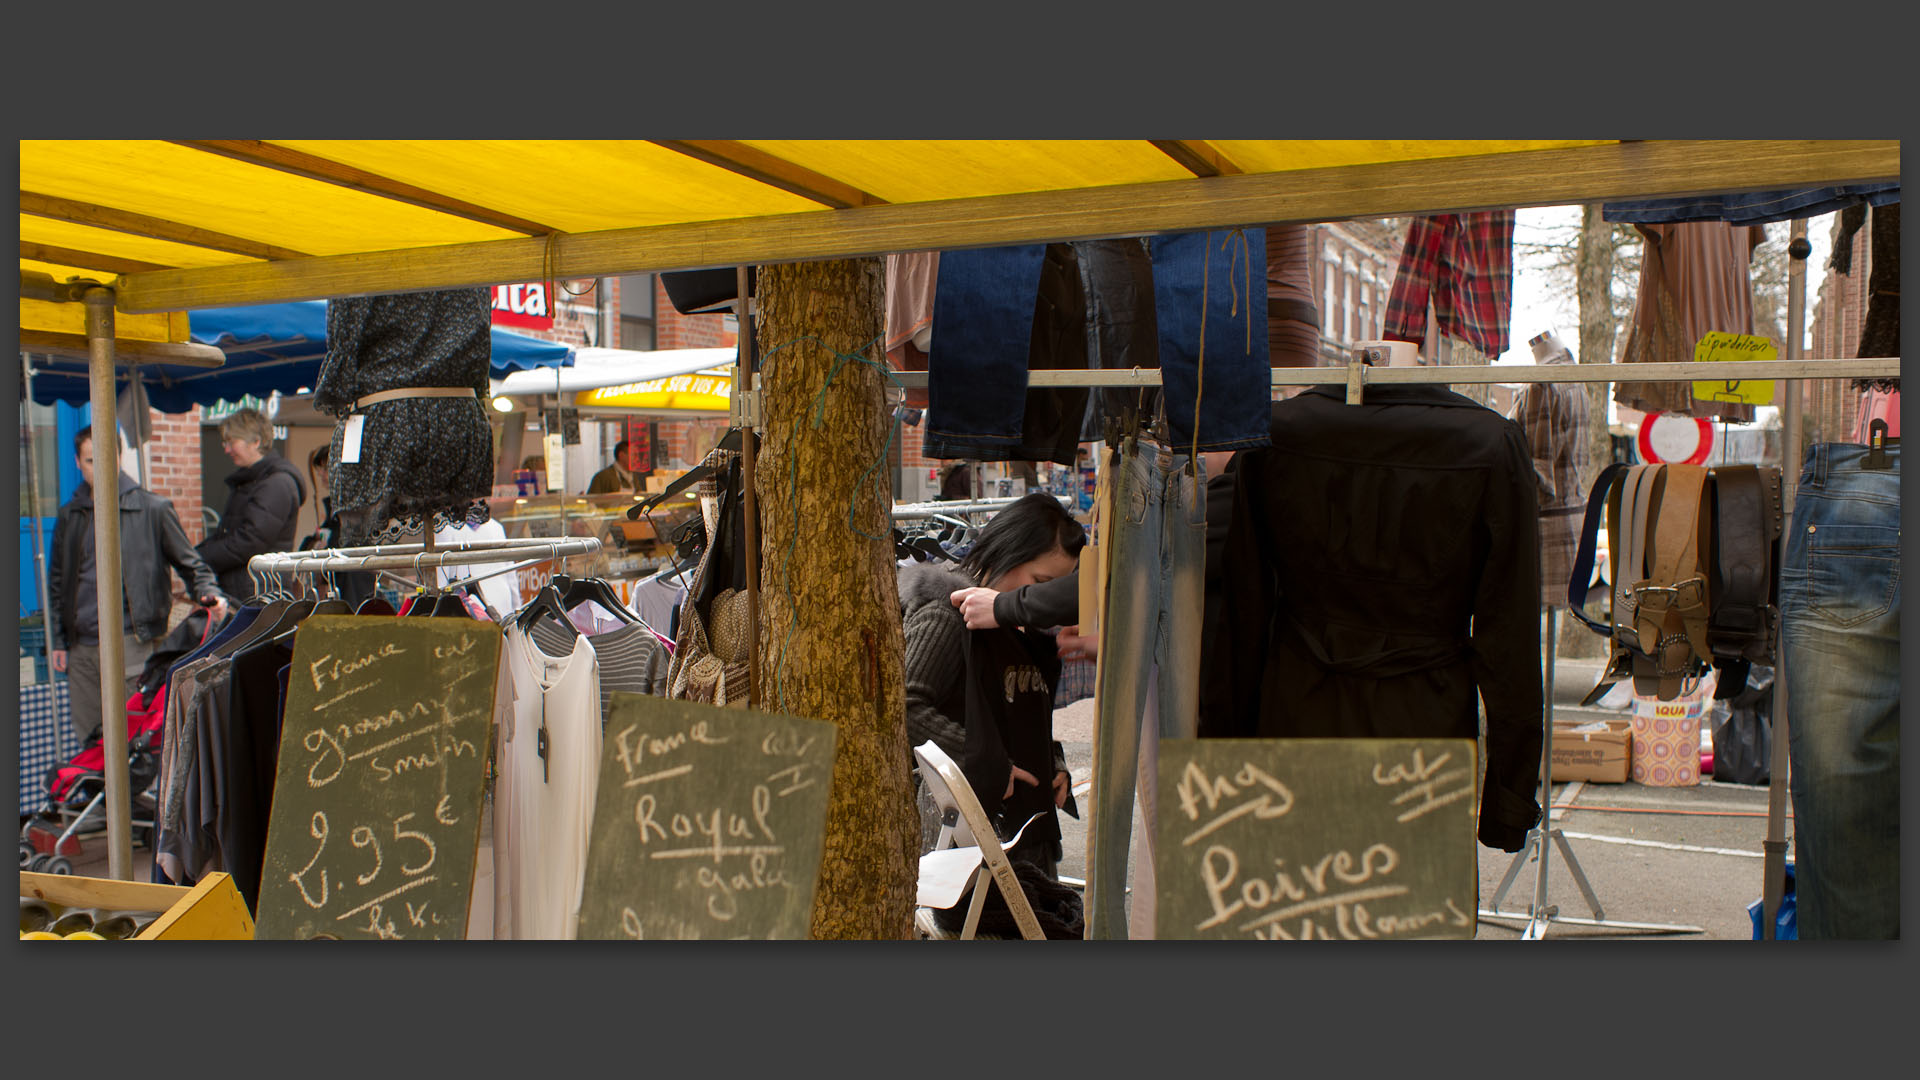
[
  {"xmin": 898, "ymin": 493, "xmax": 1082, "ymax": 881},
  {"xmin": 196, "ymin": 407, "xmax": 308, "ymax": 601},
  {"xmin": 48, "ymin": 426, "xmax": 224, "ymax": 743}
]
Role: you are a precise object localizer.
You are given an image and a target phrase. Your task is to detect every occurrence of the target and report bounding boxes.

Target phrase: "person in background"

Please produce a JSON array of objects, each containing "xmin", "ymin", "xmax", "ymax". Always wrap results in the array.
[
  {"xmin": 587, "ymin": 440, "xmax": 640, "ymax": 494},
  {"xmin": 899, "ymin": 492, "xmax": 1082, "ymax": 878},
  {"xmin": 196, "ymin": 407, "xmax": 308, "ymax": 601},
  {"xmin": 49, "ymin": 426, "xmax": 224, "ymax": 743},
  {"xmin": 938, "ymin": 461, "xmax": 973, "ymax": 501}
]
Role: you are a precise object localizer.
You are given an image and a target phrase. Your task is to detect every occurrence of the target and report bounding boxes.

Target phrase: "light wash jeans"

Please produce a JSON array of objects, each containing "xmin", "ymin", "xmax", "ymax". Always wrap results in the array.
[
  {"xmin": 1779, "ymin": 442, "xmax": 1900, "ymax": 940},
  {"xmin": 1086, "ymin": 438, "xmax": 1207, "ymax": 939}
]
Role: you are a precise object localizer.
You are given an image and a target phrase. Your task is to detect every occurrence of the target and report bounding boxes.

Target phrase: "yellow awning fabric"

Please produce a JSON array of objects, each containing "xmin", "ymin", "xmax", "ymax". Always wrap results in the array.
[
  {"xmin": 16, "ymin": 139, "xmax": 1899, "ymax": 319},
  {"xmin": 576, "ymin": 371, "xmax": 733, "ymax": 414}
]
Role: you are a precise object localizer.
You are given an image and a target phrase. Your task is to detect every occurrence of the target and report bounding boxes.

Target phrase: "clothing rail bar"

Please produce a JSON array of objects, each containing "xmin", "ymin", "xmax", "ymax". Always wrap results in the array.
[
  {"xmin": 249, "ymin": 537, "xmax": 601, "ymax": 576},
  {"xmin": 891, "ymin": 496, "xmax": 1071, "ymax": 520},
  {"xmin": 884, "ymin": 356, "xmax": 1899, "ymax": 389}
]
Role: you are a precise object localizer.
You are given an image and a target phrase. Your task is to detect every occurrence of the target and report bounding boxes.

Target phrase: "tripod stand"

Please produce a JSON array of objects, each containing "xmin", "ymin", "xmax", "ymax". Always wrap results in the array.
[{"xmin": 1477, "ymin": 608, "xmax": 1702, "ymax": 938}]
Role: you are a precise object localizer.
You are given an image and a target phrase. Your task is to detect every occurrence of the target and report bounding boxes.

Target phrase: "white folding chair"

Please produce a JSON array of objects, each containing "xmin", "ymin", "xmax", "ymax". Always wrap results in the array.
[{"xmin": 912, "ymin": 740, "xmax": 1045, "ymax": 940}]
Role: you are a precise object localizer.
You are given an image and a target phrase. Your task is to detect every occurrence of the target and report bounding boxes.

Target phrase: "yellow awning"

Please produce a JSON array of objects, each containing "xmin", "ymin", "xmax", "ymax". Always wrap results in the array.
[
  {"xmin": 16, "ymin": 139, "xmax": 1899, "ymax": 320},
  {"xmin": 576, "ymin": 371, "xmax": 733, "ymax": 414}
]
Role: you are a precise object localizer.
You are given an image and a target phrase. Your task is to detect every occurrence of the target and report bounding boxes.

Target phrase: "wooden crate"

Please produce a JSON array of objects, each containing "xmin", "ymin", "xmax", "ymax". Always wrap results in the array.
[{"xmin": 20, "ymin": 870, "xmax": 255, "ymax": 940}]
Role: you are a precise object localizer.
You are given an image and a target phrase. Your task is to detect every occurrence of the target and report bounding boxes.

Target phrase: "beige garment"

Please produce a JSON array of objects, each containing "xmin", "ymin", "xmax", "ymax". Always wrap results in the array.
[
  {"xmin": 885, "ymin": 252, "xmax": 939, "ymax": 369},
  {"xmin": 1615, "ymin": 222, "xmax": 1766, "ymax": 422}
]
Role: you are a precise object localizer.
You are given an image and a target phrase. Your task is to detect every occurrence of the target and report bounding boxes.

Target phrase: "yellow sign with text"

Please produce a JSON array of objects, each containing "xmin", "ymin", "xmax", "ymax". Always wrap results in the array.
[{"xmin": 1691, "ymin": 332, "xmax": 1777, "ymax": 406}]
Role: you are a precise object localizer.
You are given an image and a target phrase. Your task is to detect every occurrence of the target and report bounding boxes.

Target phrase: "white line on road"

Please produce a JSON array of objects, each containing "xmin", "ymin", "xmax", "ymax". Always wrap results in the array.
[{"xmin": 1558, "ymin": 830, "xmax": 1763, "ymax": 859}]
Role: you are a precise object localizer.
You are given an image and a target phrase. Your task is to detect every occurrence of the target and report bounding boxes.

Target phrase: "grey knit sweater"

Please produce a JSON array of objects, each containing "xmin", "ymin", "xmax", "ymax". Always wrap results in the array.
[{"xmin": 898, "ymin": 561, "xmax": 973, "ymax": 759}]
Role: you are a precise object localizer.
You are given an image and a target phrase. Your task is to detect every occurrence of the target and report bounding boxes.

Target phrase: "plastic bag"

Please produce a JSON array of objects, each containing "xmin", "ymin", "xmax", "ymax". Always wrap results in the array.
[{"xmin": 1712, "ymin": 665, "xmax": 1773, "ymax": 785}]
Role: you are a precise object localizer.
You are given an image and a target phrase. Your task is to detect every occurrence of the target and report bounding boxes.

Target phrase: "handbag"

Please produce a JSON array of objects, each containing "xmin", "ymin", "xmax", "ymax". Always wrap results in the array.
[{"xmin": 665, "ymin": 450, "xmax": 753, "ymax": 708}]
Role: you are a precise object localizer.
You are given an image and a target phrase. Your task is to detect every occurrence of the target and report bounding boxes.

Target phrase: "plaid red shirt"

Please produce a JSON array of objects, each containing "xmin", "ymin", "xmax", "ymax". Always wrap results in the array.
[{"xmin": 1382, "ymin": 211, "xmax": 1516, "ymax": 357}]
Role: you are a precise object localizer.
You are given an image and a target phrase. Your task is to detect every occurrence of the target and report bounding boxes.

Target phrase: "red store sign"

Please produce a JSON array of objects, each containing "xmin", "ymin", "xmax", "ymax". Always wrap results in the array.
[{"xmin": 490, "ymin": 282, "xmax": 555, "ymax": 330}]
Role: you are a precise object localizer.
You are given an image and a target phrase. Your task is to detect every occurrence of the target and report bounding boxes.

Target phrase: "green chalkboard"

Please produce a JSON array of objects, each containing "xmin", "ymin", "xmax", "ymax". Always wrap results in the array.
[
  {"xmin": 254, "ymin": 616, "xmax": 499, "ymax": 940},
  {"xmin": 1154, "ymin": 738, "xmax": 1478, "ymax": 941},
  {"xmin": 576, "ymin": 695, "xmax": 836, "ymax": 940}
]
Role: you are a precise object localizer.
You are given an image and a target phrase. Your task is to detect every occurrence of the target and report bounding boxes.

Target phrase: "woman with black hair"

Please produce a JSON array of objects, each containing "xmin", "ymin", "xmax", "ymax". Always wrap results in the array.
[{"xmin": 898, "ymin": 492, "xmax": 1082, "ymax": 878}]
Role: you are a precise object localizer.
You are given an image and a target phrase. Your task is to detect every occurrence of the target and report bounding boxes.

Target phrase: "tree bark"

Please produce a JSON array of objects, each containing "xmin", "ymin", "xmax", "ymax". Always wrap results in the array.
[
  {"xmin": 1561, "ymin": 203, "xmax": 1621, "ymax": 660},
  {"xmin": 754, "ymin": 257, "xmax": 919, "ymax": 940},
  {"xmin": 1442, "ymin": 335, "xmax": 1495, "ymax": 407}
]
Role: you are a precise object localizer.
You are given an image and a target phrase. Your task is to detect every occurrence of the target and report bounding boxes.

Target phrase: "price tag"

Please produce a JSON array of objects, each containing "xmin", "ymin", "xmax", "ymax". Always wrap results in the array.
[
  {"xmin": 1691, "ymin": 332, "xmax": 1777, "ymax": 406},
  {"xmin": 340, "ymin": 414, "xmax": 366, "ymax": 463}
]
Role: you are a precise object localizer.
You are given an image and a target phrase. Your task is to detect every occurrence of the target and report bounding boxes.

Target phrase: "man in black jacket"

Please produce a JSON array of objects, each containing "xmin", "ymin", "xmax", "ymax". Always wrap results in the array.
[
  {"xmin": 49, "ymin": 427, "xmax": 224, "ymax": 742},
  {"xmin": 197, "ymin": 407, "xmax": 308, "ymax": 600}
]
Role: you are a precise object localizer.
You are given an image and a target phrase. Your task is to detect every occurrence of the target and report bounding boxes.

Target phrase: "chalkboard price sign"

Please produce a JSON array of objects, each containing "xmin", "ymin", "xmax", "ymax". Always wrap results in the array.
[
  {"xmin": 576, "ymin": 695, "xmax": 836, "ymax": 940},
  {"xmin": 254, "ymin": 616, "xmax": 499, "ymax": 940},
  {"xmin": 1154, "ymin": 738, "xmax": 1478, "ymax": 941}
]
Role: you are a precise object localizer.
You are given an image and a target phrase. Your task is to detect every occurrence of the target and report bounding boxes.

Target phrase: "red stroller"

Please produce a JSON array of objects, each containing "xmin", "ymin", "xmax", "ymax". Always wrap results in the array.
[{"xmin": 19, "ymin": 608, "xmax": 216, "ymax": 875}]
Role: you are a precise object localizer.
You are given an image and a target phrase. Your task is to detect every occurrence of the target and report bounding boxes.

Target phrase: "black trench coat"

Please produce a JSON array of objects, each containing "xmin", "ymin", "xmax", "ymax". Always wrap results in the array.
[{"xmin": 1214, "ymin": 385, "xmax": 1544, "ymax": 852}]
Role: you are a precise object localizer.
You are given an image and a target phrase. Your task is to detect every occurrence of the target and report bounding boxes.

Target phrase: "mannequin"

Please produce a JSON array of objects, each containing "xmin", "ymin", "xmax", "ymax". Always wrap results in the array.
[
  {"xmin": 1511, "ymin": 330, "xmax": 1590, "ymax": 605},
  {"xmin": 1356, "ymin": 339, "xmax": 1421, "ymax": 368}
]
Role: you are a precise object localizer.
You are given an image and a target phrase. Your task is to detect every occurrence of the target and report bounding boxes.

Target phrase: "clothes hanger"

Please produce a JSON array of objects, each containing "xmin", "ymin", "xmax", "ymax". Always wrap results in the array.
[
  {"xmin": 560, "ymin": 575, "xmax": 641, "ymax": 625},
  {"xmin": 309, "ymin": 569, "xmax": 352, "ymax": 616},
  {"xmin": 513, "ymin": 580, "xmax": 577, "ymax": 637},
  {"xmin": 1864, "ymin": 418, "xmax": 1896, "ymax": 470},
  {"xmin": 429, "ymin": 591, "xmax": 472, "ymax": 618}
]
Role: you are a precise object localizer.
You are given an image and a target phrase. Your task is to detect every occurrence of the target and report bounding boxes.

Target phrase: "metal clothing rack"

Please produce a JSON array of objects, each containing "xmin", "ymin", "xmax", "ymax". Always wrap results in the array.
[
  {"xmin": 248, "ymin": 537, "xmax": 603, "ymax": 598},
  {"xmin": 887, "ymin": 356, "xmax": 1899, "ymax": 396},
  {"xmin": 889, "ymin": 496, "xmax": 1072, "ymax": 520}
]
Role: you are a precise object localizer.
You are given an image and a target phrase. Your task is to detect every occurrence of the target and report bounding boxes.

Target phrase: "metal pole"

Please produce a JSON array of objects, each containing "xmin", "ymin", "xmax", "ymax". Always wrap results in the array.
[
  {"xmin": 1761, "ymin": 219, "xmax": 1809, "ymax": 938},
  {"xmin": 736, "ymin": 267, "xmax": 760, "ymax": 709},
  {"xmin": 1530, "ymin": 606, "xmax": 1557, "ymax": 934},
  {"xmin": 23, "ymin": 359, "xmax": 57, "ymax": 673},
  {"xmin": 83, "ymin": 287, "xmax": 134, "ymax": 880},
  {"xmin": 127, "ymin": 362, "xmax": 149, "ymax": 489}
]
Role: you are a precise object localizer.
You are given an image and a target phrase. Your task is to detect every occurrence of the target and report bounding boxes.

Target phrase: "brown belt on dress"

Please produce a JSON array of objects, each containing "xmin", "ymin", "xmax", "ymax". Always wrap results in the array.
[{"xmin": 352, "ymin": 386, "xmax": 477, "ymax": 410}]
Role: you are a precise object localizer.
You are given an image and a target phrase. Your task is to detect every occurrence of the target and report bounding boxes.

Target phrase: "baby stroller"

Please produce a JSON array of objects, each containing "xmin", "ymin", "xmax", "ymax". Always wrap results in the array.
[{"xmin": 19, "ymin": 608, "xmax": 217, "ymax": 875}]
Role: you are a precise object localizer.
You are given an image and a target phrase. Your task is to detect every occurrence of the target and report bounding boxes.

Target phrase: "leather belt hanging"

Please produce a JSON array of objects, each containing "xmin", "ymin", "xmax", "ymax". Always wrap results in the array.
[
  {"xmin": 1567, "ymin": 460, "xmax": 1783, "ymax": 704},
  {"xmin": 1707, "ymin": 464, "xmax": 1783, "ymax": 694},
  {"xmin": 1629, "ymin": 464, "xmax": 1713, "ymax": 700}
]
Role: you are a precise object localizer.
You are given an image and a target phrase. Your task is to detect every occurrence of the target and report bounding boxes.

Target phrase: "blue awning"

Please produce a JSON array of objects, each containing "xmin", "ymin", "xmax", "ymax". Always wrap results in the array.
[{"xmin": 25, "ymin": 301, "xmax": 573, "ymax": 413}]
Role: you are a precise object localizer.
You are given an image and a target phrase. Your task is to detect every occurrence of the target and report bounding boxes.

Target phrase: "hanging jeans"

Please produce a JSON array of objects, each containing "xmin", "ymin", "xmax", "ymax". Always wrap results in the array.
[
  {"xmin": 924, "ymin": 244, "xmax": 1051, "ymax": 461},
  {"xmin": 1150, "ymin": 229, "xmax": 1272, "ymax": 453},
  {"xmin": 925, "ymin": 233, "xmax": 1270, "ymax": 461},
  {"xmin": 1085, "ymin": 437, "xmax": 1207, "ymax": 939},
  {"xmin": 1779, "ymin": 442, "xmax": 1900, "ymax": 939}
]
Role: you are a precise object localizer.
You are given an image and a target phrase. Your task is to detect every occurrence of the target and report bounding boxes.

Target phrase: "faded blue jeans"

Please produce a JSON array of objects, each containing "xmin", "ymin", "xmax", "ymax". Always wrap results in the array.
[
  {"xmin": 1779, "ymin": 442, "xmax": 1901, "ymax": 939},
  {"xmin": 1085, "ymin": 437, "xmax": 1207, "ymax": 939}
]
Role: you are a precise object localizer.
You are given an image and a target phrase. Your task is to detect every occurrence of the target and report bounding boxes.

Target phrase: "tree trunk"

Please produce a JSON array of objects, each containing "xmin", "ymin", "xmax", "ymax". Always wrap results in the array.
[
  {"xmin": 1442, "ymin": 335, "xmax": 1495, "ymax": 406},
  {"xmin": 755, "ymin": 258, "xmax": 919, "ymax": 940},
  {"xmin": 1561, "ymin": 203, "xmax": 1621, "ymax": 660}
]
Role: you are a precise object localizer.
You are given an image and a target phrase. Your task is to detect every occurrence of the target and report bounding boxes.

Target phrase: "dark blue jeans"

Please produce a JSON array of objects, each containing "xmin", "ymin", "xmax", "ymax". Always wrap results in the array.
[
  {"xmin": 1779, "ymin": 442, "xmax": 1900, "ymax": 939},
  {"xmin": 1150, "ymin": 229, "xmax": 1272, "ymax": 453},
  {"xmin": 925, "ymin": 245, "xmax": 1048, "ymax": 460},
  {"xmin": 924, "ymin": 232, "xmax": 1272, "ymax": 460}
]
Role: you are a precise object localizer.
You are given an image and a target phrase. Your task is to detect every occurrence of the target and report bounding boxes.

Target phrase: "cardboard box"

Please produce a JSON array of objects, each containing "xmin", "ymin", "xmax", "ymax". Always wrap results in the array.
[{"xmin": 1550, "ymin": 720, "xmax": 1633, "ymax": 783}]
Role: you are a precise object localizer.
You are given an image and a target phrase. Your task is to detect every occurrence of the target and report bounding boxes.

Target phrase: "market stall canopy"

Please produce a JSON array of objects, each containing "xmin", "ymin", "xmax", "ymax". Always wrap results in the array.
[
  {"xmin": 25, "ymin": 300, "xmax": 573, "ymax": 413},
  {"xmin": 19, "ymin": 140, "xmax": 1899, "ymax": 316},
  {"xmin": 574, "ymin": 368, "xmax": 733, "ymax": 415},
  {"xmin": 491, "ymin": 345, "xmax": 731, "ymax": 396}
]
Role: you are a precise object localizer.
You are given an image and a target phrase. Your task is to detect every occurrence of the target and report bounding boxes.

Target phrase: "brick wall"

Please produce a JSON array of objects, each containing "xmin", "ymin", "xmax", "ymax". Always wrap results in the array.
[
  {"xmin": 143, "ymin": 406, "xmax": 208, "ymax": 544},
  {"xmin": 1804, "ymin": 211, "xmax": 1881, "ymax": 445}
]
